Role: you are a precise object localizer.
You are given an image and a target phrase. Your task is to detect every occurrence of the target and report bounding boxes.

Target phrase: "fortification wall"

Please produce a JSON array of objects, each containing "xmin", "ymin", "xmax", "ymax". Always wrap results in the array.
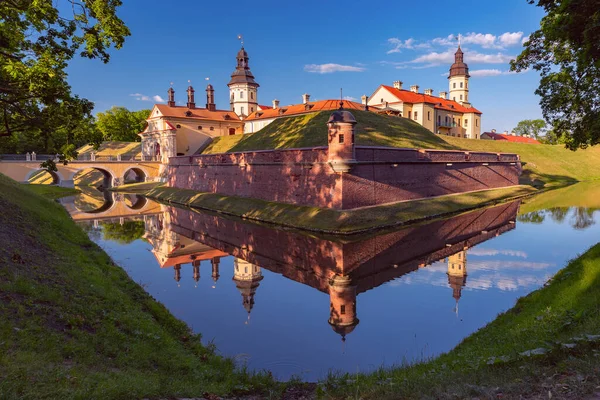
[{"xmin": 167, "ymin": 145, "xmax": 520, "ymax": 210}]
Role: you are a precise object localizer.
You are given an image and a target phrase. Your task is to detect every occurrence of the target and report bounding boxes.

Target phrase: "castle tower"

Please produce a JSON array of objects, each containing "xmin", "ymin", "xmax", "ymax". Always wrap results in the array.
[
  {"xmin": 174, "ymin": 263, "xmax": 182, "ymax": 287},
  {"xmin": 232, "ymin": 258, "xmax": 264, "ymax": 322},
  {"xmin": 192, "ymin": 260, "xmax": 201, "ymax": 287},
  {"xmin": 448, "ymin": 46, "xmax": 470, "ymax": 105},
  {"xmin": 447, "ymin": 250, "xmax": 468, "ymax": 312},
  {"xmin": 186, "ymin": 85, "xmax": 195, "ymax": 109},
  {"xmin": 228, "ymin": 46, "xmax": 259, "ymax": 117},
  {"xmin": 328, "ymin": 275, "xmax": 359, "ymax": 342},
  {"xmin": 327, "ymin": 110, "xmax": 357, "ymax": 173}
]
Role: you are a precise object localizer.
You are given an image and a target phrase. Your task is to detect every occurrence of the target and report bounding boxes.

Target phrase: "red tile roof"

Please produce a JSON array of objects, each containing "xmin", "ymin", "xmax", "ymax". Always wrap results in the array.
[
  {"xmin": 152, "ymin": 104, "xmax": 240, "ymax": 121},
  {"xmin": 377, "ymin": 85, "xmax": 482, "ymax": 114},
  {"xmin": 483, "ymin": 132, "xmax": 541, "ymax": 144},
  {"xmin": 258, "ymin": 104, "xmax": 273, "ymax": 110},
  {"xmin": 245, "ymin": 99, "xmax": 364, "ymax": 121}
]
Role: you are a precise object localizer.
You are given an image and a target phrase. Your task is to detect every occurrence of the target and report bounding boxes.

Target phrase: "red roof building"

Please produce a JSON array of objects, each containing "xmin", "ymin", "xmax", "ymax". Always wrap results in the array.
[{"xmin": 481, "ymin": 131, "xmax": 541, "ymax": 144}]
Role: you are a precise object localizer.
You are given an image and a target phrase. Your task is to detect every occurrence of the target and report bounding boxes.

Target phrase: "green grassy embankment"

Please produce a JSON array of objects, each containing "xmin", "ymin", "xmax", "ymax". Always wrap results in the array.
[
  {"xmin": 119, "ymin": 183, "xmax": 536, "ymax": 235},
  {"xmin": 0, "ymin": 174, "xmax": 283, "ymax": 399},
  {"xmin": 204, "ymin": 110, "xmax": 600, "ymax": 188},
  {"xmin": 24, "ymin": 184, "xmax": 80, "ymax": 199},
  {"xmin": 323, "ymin": 243, "xmax": 600, "ymax": 399}
]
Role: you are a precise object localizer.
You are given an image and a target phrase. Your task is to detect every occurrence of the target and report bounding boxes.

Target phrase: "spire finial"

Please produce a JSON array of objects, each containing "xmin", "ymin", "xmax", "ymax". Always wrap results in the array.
[
  {"xmin": 169, "ymin": 81, "xmax": 173, "ymax": 88},
  {"xmin": 237, "ymin": 34, "xmax": 244, "ymax": 47},
  {"xmin": 339, "ymin": 88, "xmax": 344, "ymax": 110},
  {"xmin": 457, "ymin": 33, "xmax": 461, "ymax": 48}
]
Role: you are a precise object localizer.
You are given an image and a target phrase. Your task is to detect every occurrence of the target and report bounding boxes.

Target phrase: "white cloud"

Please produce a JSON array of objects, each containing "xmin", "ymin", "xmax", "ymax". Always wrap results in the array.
[
  {"xmin": 462, "ymin": 33, "xmax": 498, "ymax": 48},
  {"xmin": 407, "ymin": 49, "xmax": 513, "ymax": 66},
  {"xmin": 468, "ymin": 248, "xmax": 528, "ymax": 258},
  {"xmin": 304, "ymin": 63, "xmax": 365, "ymax": 74},
  {"xmin": 521, "ymin": 35, "xmax": 530, "ymax": 45},
  {"xmin": 130, "ymin": 93, "xmax": 164, "ymax": 102},
  {"xmin": 470, "ymin": 68, "xmax": 530, "ymax": 77},
  {"xmin": 499, "ymin": 32, "xmax": 524, "ymax": 47},
  {"xmin": 343, "ymin": 96, "xmax": 357, "ymax": 101}
]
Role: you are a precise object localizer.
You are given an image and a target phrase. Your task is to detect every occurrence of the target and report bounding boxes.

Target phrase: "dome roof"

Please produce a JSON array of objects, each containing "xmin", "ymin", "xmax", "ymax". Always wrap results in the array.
[
  {"xmin": 329, "ymin": 318, "xmax": 359, "ymax": 338},
  {"xmin": 237, "ymin": 47, "xmax": 249, "ymax": 58},
  {"xmin": 449, "ymin": 46, "xmax": 470, "ymax": 78},
  {"xmin": 328, "ymin": 110, "xmax": 357, "ymax": 124},
  {"xmin": 206, "ymin": 83, "xmax": 214, "ymax": 90},
  {"xmin": 228, "ymin": 46, "xmax": 259, "ymax": 87}
]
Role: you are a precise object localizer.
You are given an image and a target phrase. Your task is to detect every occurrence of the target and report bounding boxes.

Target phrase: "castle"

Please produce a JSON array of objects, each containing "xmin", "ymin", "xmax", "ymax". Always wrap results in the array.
[{"xmin": 139, "ymin": 43, "xmax": 481, "ymax": 162}]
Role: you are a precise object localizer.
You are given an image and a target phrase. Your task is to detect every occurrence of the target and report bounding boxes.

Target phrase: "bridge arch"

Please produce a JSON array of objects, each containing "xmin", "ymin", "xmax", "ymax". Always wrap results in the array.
[
  {"xmin": 69, "ymin": 167, "xmax": 116, "ymax": 188},
  {"xmin": 25, "ymin": 169, "xmax": 64, "ymax": 185},
  {"xmin": 123, "ymin": 167, "xmax": 147, "ymax": 184}
]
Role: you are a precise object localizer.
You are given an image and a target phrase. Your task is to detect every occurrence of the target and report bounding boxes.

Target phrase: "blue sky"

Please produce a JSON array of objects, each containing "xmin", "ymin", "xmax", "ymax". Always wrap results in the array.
[{"xmin": 66, "ymin": 0, "xmax": 546, "ymax": 132}]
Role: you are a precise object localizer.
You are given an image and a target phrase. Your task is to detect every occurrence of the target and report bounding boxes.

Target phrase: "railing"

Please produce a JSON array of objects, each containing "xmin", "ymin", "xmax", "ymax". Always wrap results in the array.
[{"xmin": 0, "ymin": 154, "xmax": 161, "ymax": 162}]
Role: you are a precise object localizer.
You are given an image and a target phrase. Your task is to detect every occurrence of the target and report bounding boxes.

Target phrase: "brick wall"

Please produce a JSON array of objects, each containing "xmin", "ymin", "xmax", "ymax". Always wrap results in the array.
[{"xmin": 167, "ymin": 145, "xmax": 521, "ymax": 210}]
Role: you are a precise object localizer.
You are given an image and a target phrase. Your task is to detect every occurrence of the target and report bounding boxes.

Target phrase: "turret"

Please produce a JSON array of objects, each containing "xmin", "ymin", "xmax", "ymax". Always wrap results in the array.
[
  {"xmin": 167, "ymin": 87, "xmax": 175, "ymax": 107},
  {"xmin": 187, "ymin": 86, "xmax": 195, "ymax": 109},
  {"xmin": 192, "ymin": 260, "xmax": 201, "ymax": 287},
  {"xmin": 448, "ymin": 46, "xmax": 470, "ymax": 105},
  {"xmin": 447, "ymin": 250, "xmax": 468, "ymax": 314},
  {"xmin": 232, "ymin": 258, "xmax": 264, "ymax": 323},
  {"xmin": 206, "ymin": 84, "xmax": 215, "ymax": 111},
  {"xmin": 211, "ymin": 256, "xmax": 220, "ymax": 285},
  {"xmin": 328, "ymin": 275, "xmax": 359, "ymax": 342},
  {"xmin": 228, "ymin": 45, "xmax": 259, "ymax": 117},
  {"xmin": 327, "ymin": 110, "xmax": 357, "ymax": 173}
]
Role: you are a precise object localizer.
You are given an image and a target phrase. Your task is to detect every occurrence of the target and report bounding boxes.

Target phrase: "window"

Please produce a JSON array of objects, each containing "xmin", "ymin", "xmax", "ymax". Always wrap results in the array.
[
  {"xmin": 453, "ymin": 83, "xmax": 456, "ymax": 89},
  {"xmin": 240, "ymin": 91, "xmax": 244, "ymax": 99},
  {"xmin": 458, "ymin": 118, "xmax": 461, "ymax": 127},
  {"xmin": 339, "ymin": 134, "xmax": 345, "ymax": 144},
  {"xmin": 476, "ymin": 119, "xmax": 479, "ymax": 127},
  {"xmin": 197, "ymin": 125, "xmax": 202, "ymax": 130},
  {"xmin": 340, "ymin": 305, "xmax": 346, "ymax": 315},
  {"xmin": 460, "ymin": 94, "xmax": 463, "ymax": 101},
  {"xmin": 241, "ymin": 107, "xmax": 244, "ymax": 115},
  {"xmin": 453, "ymin": 97, "xmax": 456, "ymax": 101},
  {"xmin": 414, "ymin": 111, "xmax": 418, "ymax": 120},
  {"xmin": 244, "ymin": 267, "xmax": 248, "ymax": 273},
  {"xmin": 438, "ymin": 115, "xmax": 441, "ymax": 125},
  {"xmin": 408, "ymin": 111, "xmax": 412, "ymax": 119},
  {"xmin": 428, "ymin": 111, "xmax": 431, "ymax": 121},
  {"xmin": 250, "ymin": 107, "xmax": 254, "ymax": 112},
  {"xmin": 380, "ymin": 98, "xmax": 384, "ymax": 103},
  {"xmin": 250, "ymin": 92, "xmax": 254, "ymax": 99},
  {"xmin": 460, "ymin": 82, "xmax": 463, "ymax": 88},
  {"xmin": 464, "ymin": 119, "xmax": 468, "ymax": 127},
  {"xmin": 209, "ymin": 126, "xmax": 214, "ymax": 131},
  {"xmin": 445, "ymin": 116, "xmax": 449, "ymax": 124},
  {"xmin": 176, "ymin": 124, "xmax": 181, "ymax": 128}
]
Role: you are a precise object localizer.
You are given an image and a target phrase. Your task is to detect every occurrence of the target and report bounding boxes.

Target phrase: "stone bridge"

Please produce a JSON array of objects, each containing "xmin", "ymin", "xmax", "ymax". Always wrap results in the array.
[{"xmin": 0, "ymin": 154, "xmax": 162, "ymax": 187}]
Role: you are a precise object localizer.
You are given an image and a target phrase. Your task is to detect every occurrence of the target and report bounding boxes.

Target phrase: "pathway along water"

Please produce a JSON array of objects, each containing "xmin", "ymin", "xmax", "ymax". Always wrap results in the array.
[{"xmin": 63, "ymin": 184, "xmax": 600, "ymax": 381}]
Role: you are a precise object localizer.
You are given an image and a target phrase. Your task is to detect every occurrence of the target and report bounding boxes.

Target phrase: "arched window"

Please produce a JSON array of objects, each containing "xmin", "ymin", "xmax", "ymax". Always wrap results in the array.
[
  {"xmin": 460, "ymin": 94, "xmax": 463, "ymax": 101},
  {"xmin": 241, "ymin": 106, "xmax": 245, "ymax": 115},
  {"xmin": 176, "ymin": 124, "xmax": 181, "ymax": 128},
  {"xmin": 250, "ymin": 92, "xmax": 254, "ymax": 99},
  {"xmin": 460, "ymin": 82, "xmax": 463, "ymax": 88},
  {"xmin": 198, "ymin": 125, "xmax": 202, "ymax": 130},
  {"xmin": 240, "ymin": 91, "xmax": 244, "ymax": 99},
  {"xmin": 453, "ymin": 83, "xmax": 456, "ymax": 89}
]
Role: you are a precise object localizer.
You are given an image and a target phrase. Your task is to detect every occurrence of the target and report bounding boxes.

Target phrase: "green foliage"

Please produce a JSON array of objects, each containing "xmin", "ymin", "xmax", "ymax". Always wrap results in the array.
[
  {"xmin": 0, "ymin": 0, "xmax": 129, "ymax": 150},
  {"xmin": 101, "ymin": 221, "xmax": 145, "ymax": 244},
  {"xmin": 96, "ymin": 107, "xmax": 150, "ymax": 142},
  {"xmin": 511, "ymin": 0, "xmax": 600, "ymax": 149},
  {"xmin": 513, "ymin": 119, "xmax": 547, "ymax": 139}
]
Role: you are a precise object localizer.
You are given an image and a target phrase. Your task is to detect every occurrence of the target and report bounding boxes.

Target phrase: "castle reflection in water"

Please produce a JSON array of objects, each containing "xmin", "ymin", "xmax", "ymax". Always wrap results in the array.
[
  {"xmin": 67, "ymin": 190, "xmax": 518, "ymax": 342},
  {"xmin": 134, "ymin": 196, "xmax": 519, "ymax": 342}
]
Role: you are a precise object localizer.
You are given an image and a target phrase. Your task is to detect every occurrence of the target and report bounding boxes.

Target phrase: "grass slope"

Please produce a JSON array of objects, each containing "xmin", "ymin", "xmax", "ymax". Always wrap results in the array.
[
  {"xmin": 121, "ymin": 184, "xmax": 536, "ymax": 235},
  {"xmin": 0, "ymin": 173, "xmax": 278, "ymax": 399},
  {"xmin": 203, "ymin": 110, "xmax": 456, "ymax": 154},
  {"xmin": 24, "ymin": 184, "xmax": 79, "ymax": 199},
  {"xmin": 203, "ymin": 111, "xmax": 600, "ymax": 187},
  {"xmin": 324, "ymin": 243, "xmax": 600, "ymax": 399}
]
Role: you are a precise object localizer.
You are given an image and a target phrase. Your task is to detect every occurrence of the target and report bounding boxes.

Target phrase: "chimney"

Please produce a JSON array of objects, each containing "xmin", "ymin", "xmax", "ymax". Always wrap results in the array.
[
  {"xmin": 393, "ymin": 80, "xmax": 403, "ymax": 90},
  {"xmin": 167, "ymin": 87, "xmax": 175, "ymax": 107},
  {"xmin": 410, "ymin": 85, "xmax": 419, "ymax": 93},
  {"xmin": 205, "ymin": 84, "xmax": 215, "ymax": 111},
  {"xmin": 439, "ymin": 91, "xmax": 447, "ymax": 99},
  {"xmin": 302, "ymin": 93, "xmax": 311, "ymax": 104},
  {"xmin": 186, "ymin": 85, "xmax": 195, "ymax": 109},
  {"xmin": 424, "ymin": 88, "xmax": 434, "ymax": 96},
  {"xmin": 272, "ymin": 99, "xmax": 280, "ymax": 109},
  {"xmin": 361, "ymin": 95, "xmax": 369, "ymax": 111}
]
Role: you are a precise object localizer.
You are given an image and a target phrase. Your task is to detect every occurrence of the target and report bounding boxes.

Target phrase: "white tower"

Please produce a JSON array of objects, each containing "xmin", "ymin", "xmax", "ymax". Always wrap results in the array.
[
  {"xmin": 448, "ymin": 46, "xmax": 470, "ymax": 105},
  {"xmin": 228, "ymin": 46, "xmax": 259, "ymax": 118}
]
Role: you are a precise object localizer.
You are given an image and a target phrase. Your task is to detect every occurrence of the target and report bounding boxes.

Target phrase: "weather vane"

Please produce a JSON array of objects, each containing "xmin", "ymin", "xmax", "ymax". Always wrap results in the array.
[
  {"xmin": 237, "ymin": 34, "xmax": 244, "ymax": 46},
  {"xmin": 339, "ymin": 88, "xmax": 344, "ymax": 110},
  {"xmin": 457, "ymin": 33, "xmax": 462, "ymax": 47}
]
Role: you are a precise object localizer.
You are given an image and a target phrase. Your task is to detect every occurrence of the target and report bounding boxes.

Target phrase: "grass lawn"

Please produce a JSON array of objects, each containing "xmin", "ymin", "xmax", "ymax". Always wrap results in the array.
[
  {"xmin": 24, "ymin": 184, "xmax": 79, "ymax": 199},
  {"xmin": 203, "ymin": 110, "xmax": 600, "ymax": 188},
  {"xmin": 0, "ymin": 173, "xmax": 285, "ymax": 399},
  {"xmin": 322, "ymin": 243, "xmax": 600, "ymax": 399},
  {"xmin": 119, "ymin": 183, "xmax": 537, "ymax": 235}
]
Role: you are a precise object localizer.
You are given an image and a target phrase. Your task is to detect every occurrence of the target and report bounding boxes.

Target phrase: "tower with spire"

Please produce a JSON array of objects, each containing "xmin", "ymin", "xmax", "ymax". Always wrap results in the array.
[
  {"xmin": 232, "ymin": 258, "xmax": 263, "ymax": 322},
  {"xmin": 448, "ymin": 43, "xmax": 470, "ymax": 105},
  {"xmin": 447, "ymin": 250, "xmax": 468, "ymax": 314},
  {"xmin": 328, "ymin": 275, "xmax": 359, "ymax": 343},
  {"xmin": 228, "ymin": 39, "xmax": 259, "ymax": 118}
]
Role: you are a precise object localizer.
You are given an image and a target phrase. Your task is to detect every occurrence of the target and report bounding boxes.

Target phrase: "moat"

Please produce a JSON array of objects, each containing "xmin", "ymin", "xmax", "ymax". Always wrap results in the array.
[{"xmin": 62, "ymin": 185, "xmax": 600, "ymax": 381}]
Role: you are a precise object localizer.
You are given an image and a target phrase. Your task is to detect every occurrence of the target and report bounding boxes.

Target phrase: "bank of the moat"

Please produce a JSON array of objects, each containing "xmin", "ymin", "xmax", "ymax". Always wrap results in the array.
[{"xmin": 3, "ymin": 175, "xmax": 600, "ymax": 399}]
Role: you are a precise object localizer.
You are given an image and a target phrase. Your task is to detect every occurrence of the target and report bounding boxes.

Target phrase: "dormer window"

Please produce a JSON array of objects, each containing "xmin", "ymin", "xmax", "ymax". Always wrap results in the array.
[
  {"xmin": 185, "ymin": 111, "xmax": 192, "ymax": 117},
  {"xmin": 198, "ymin": 125, "xmax": 203, "ymax": 130},
  {"xmin": 256, "ymin": 111, "xmax": 263, "ymax": 117},
  {"xmin": 210, "ymin": 127, "xmax": 214, "ymax": 131},
  {"xmin": 176, "ymin": 124, "xmax": 181, "ymax": 128}
]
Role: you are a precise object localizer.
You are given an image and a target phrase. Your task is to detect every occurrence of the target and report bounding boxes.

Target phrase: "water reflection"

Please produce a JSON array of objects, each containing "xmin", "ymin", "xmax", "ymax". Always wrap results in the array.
[{"xmin": 67, "ymin": 187, "xmax": 600, "ymax": 380}]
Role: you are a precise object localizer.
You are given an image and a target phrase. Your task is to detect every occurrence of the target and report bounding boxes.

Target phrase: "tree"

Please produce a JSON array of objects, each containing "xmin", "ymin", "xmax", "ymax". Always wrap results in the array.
[
  {"xmin": 511, "ymin": 0, "xmax": 600, "ymax": 150},
  {"xmin": 0, "ymin": 0, "xmax": 130, "ymax": 143},
  {"xmin": 513, "ymin": 119, "xmax": 547, "ymax": 139},
  {"xmin": 96, "ymin": 107, "xmax": 150, "ymax": 142}
]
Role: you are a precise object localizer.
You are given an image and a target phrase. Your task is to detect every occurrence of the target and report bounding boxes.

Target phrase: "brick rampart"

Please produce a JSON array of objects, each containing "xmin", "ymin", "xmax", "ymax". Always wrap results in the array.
[{"xmin": 168, "ymin": 145, "xmax": 520, "ymax": 210}]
